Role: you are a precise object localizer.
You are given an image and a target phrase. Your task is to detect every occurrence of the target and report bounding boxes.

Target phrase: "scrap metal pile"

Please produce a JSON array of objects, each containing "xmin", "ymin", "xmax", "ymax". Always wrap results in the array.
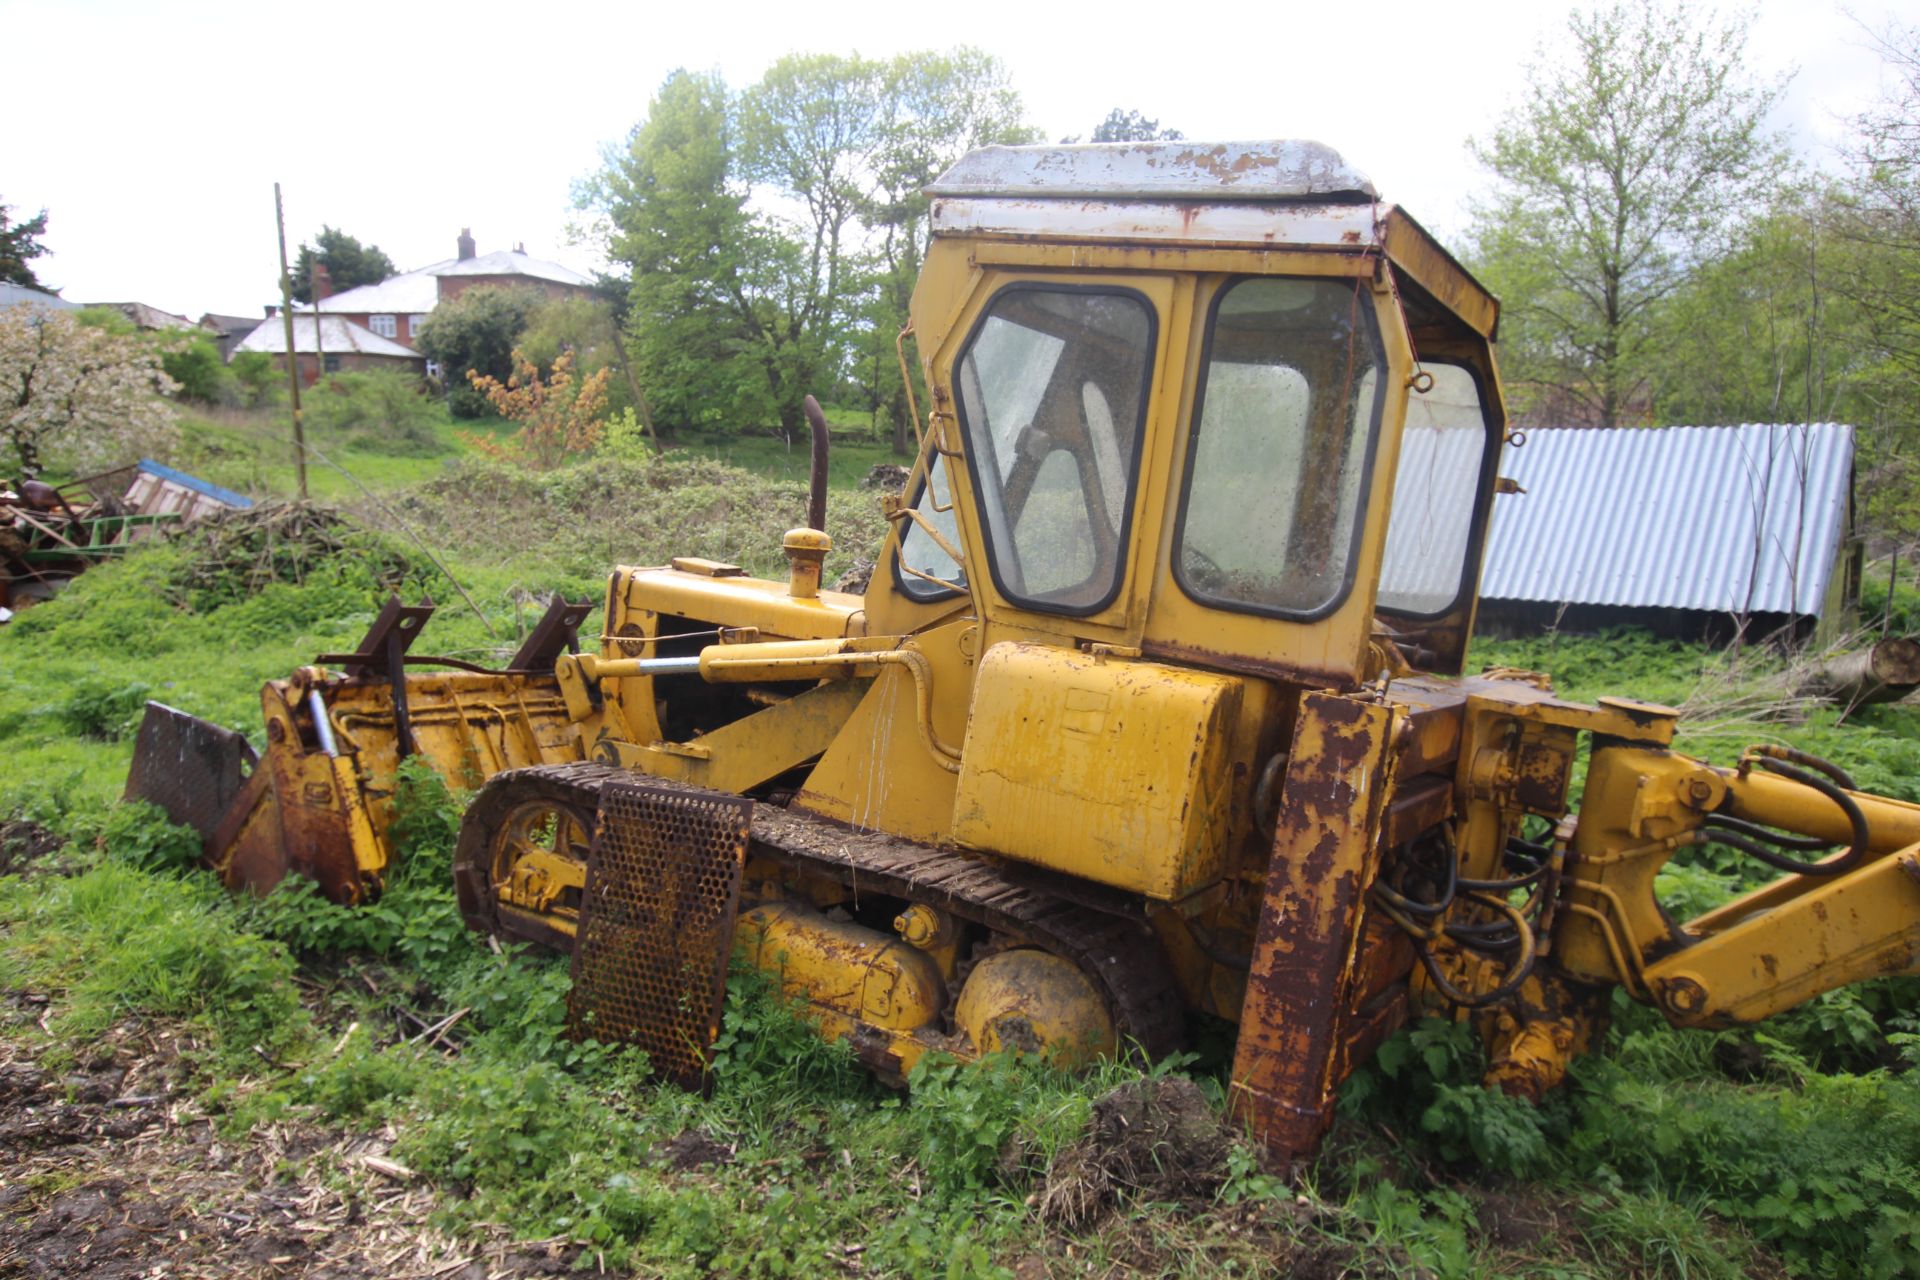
[{"xmin": 1, "ymin": 459, "xmax": 251, "ymax": 620}]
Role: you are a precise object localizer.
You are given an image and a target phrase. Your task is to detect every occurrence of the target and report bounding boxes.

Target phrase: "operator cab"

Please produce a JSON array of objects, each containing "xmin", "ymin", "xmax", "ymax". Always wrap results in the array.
[{"xmin": 884, "ymin": 140, "xmax": 1506, "ymax": 685}]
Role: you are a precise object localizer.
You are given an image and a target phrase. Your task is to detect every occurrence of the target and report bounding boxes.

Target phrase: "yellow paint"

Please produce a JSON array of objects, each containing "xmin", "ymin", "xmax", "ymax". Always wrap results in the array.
[
  {"xmin": 597, "ymin": 677, "xmax": 869, "ymax": 795},
  {"xmin": 736, "ymin": 902, "xmax": 944, "ymax": 1032},
  {"xmin": 951, "ymin": 642, "xmax": 1243, "ymax": 900},
  {"xmin": 954, "ymin": 949, "xmax": 1116, "ymax": 1068}
]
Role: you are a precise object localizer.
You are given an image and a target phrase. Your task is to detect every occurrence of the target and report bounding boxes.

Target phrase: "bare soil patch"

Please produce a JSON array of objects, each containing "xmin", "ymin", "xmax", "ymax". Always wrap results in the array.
[{"xmin": 0, "ymin": 1012, "xmax": 577, "ymax": 1279}]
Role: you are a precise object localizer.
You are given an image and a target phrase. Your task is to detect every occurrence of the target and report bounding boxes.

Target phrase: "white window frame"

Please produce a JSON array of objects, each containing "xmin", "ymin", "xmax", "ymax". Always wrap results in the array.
[{"xmin": 369, "ymin": 314, "xmax": 398, "ymax": 338}]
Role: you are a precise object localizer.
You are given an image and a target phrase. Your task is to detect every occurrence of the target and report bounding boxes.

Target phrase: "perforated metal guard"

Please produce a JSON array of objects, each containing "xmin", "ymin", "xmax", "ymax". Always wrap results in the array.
[{"xmin": 566, "ymin": 782, "xmax": 752, "ymax": 1092}]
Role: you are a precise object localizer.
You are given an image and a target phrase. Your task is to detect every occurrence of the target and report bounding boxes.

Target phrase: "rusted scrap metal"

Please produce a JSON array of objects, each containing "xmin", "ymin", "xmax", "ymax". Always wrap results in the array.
[
  {"xmin": 123, "ymin": 704, "xmax": 259, "ymax": 840},
  {"xmin": 1, "ymin": 460, "xmax": 251, "ymax": 617}
]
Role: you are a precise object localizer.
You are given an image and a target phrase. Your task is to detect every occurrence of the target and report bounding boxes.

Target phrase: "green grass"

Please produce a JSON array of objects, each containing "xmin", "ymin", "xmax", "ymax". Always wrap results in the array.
[
  {"xmin": 672, "ymin": 433, "xmax": 906, "ymax": 491},
  {"xmin": 8, "ymin": 434, "xmax": 1920, "ymax": 1275}
]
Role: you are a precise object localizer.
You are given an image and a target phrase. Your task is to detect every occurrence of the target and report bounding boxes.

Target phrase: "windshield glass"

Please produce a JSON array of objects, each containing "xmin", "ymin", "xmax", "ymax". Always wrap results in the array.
[
  {"xmin": 954, "ymin": 286, "xmax": 1154, "ymax": 614},
  {"xmin": 1174, "ymin": 277, "xmax": 1385, "ymax": 617},
  {"xmin": 1377, "ymin": 362, "xmax": 1494, "ymax": 616},
  {"xmin": 897, "ymin": 462, "xmax": 965, "ymax": 598}
]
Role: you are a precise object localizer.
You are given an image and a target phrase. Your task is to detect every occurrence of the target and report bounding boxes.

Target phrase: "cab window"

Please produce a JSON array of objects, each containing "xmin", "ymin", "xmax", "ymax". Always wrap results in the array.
[
  {"xmin": 1377, "ymin": 362, "xmax": 1497, "ymax": 617},
  {"xmin": 896, "ymin": 462, "xmax": 965, "ymax": 598},
  {"xmin": 1173, "ymin": 277, "xmax": 1385, "ymax": 619},
  {"xmin": 953, "ymin": 286, "xmax": 1155, "ymax": 615}
]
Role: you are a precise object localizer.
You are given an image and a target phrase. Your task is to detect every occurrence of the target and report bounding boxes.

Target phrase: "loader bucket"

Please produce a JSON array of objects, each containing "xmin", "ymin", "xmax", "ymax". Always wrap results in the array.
[{"xmin": 124, "ymin": 702, "xmax": 258, "ymax": 841}]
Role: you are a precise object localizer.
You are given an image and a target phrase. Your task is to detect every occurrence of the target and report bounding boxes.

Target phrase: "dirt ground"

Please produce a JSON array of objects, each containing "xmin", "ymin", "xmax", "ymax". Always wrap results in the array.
[{"xmin": 0, "ymin": 995, "xmax": 577, "ymax": 1280}]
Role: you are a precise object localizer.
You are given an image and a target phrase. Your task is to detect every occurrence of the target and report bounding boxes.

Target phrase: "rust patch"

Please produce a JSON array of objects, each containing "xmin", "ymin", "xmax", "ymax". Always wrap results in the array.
[{"xmin": 1228, "ymin": 693, "xmax": 1397, "ymax": 1162}]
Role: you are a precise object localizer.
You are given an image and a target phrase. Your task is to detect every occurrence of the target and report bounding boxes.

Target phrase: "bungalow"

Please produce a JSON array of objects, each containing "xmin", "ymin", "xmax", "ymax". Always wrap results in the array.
[
  {"xmin": 229, "ymin": 229, "xmax": 594, "ymax": 382},
  {"xmin": 229, "ymin": 313, "xmax": 425, "ymax": 385}
]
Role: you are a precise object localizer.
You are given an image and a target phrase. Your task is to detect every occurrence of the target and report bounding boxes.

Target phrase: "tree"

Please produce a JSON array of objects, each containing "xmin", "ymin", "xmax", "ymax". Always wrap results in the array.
[
  {"xmin": 290, "ymin": 226, "xmax": 398, "ymax": 303},
  {"xmin": 583, "ymin": 51, "xmax": 1032, "ymax": 443},
  {"xmin": 0, "ymin": 199, "xmax": 52, "ymax": 290},
  {"xmin": 1061, "ymin": 108, "xmax": 1184, "ymax": 145},
  {"xmin": 1466, "ymin": 1, "xmax": 1786, "ymax": 427},
  {"xmin": 414, "ymin": 285, "xmax": 543, "ymax": 418},
  {"xmin": 1827, "ymin": 17, "xmax": 1920, "ymax": 413},
  {"xmin": 1, "ymin": 309, "xmax": 177, "ymax": 478},
  {"xmin": 585, "ymin": 69, "xmax": 776, "ymax": 433},
  {"xmin": 859, "ymin": 51, "xmax": 1035, "ymax": 451}
]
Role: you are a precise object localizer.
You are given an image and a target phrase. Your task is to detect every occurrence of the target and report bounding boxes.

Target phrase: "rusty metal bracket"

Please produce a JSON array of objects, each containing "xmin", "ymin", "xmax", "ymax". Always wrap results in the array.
[
  {"xmin": 311, "ymin": 596, "xmax": 437, "ymax": 757},
  {"xmin": 509, "ymin": 594, "xmax": 595, "ymax": 673},
  {"xmin": 566, "ymin": 782, "xmax": 752, "ymax": 1092}
]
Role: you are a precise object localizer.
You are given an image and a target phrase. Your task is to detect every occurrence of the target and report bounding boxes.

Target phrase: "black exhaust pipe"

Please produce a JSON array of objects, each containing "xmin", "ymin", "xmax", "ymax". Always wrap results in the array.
[{"xmin": 803, "ymin": 394, "xmax": 829, "ymax": 534}]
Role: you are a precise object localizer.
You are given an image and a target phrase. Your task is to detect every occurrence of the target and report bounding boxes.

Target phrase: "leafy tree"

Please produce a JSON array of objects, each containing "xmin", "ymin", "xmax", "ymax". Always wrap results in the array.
[
  {"xmin": 858, "ymin": 50, "xmax": 1035, "ymax": 450},
  {"xmin": 586, "ymin": 51, "xmax": 1031, "ymax": 445},
  {"xmin": 160, "ymin": 335, "xmax": 235, "ymax": 406},
  {"xmin": 290, "ymin": 226, "xmax": 398, "ymax": 303},
  {"xmin": 1466, "ymin": 0, "xmax": 1786, "ymax": 427},
  {"xmin": 0, "ymin": 198, "xmax": 51, "ymax": 289},
  {"xmin": 414, "ymin": 285, "xmax": 542, "ymax": 418},
  {"xmin": 586, "ymin": 69, "xmax": 774, "ymax": 434},
  {"xmin": 1062, "ymin": 108, "xmax": 1184, "ymax": 144},
  {"xmin": 1827, "ymin": 17, "xmax": 1920, "ymax": 415},
  {"xmin": 0, "ymin": 309, "xmax": 177, "ymax": 477}
]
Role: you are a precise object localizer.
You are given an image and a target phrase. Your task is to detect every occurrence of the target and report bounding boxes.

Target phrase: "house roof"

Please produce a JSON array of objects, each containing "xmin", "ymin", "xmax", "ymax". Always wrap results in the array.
[
  {"xmin": 231, "ymin": 313, "xmax": 422, "ymax": 359},
  {"xmin": 0, "ymin": 282, "xmax": 80, "ymax": 312},
  {"xmin": 1477, "ymin": 423, "xmax": 1854, "ymax": 618},
  {"xmin": 199, "ymin": 313, "xmax": 263, "ymax": 334},
  {"xmin": 310, "ymin": 249, "xmax": 592, "ymax": 315},
  {"xmin": 86, "ymin": 301, "xmax": 204, "ymax": 331},
  {"xmin": 417, "ymin": 248, "xmax": 594, "ymax": 286},
  {"xmin": 312, "ymin": 271, "xmax": 440, "ymax": 314}
]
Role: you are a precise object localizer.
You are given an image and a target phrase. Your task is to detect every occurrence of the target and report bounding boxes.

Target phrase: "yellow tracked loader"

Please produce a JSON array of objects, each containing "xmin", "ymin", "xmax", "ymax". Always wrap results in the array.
[{"xmin": 130, "ymin": 141, "xmax": 1920, "ymax": 1159}]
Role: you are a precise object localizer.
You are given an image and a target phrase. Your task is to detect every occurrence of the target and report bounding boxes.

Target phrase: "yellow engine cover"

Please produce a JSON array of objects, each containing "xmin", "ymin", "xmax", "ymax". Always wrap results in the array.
[{"xmin": 951, "ymin": 642, "xmax": 1243, "ymax": 900}]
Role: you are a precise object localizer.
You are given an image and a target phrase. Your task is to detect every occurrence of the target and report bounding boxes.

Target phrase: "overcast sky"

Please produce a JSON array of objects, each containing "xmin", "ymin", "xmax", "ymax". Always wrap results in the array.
[{"xmin": 5, "ymin": 0, "xmax": 1909, "ymax": 320}]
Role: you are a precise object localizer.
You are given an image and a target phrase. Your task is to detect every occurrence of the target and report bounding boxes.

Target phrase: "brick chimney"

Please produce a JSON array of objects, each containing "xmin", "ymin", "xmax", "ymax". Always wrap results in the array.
[
  {"xmin": 457, "ymin": 228, "xmax": 476, "ymax": 260},
  {"xmin": 311, "ymin": 262, "xmax": 334, "ymax": 301}
]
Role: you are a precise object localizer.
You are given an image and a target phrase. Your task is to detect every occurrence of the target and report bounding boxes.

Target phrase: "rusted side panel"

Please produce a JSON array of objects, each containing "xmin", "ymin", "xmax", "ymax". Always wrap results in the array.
[{"xmin": 1228, "ymin": 691, "xmax": 1401, "ymax": 1161}]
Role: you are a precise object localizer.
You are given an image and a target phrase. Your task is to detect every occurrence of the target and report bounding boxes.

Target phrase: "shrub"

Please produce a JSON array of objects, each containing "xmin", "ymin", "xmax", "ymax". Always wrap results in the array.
[
  {"xmin": 304, "ymin": 369, "xmax": 446, "ymax": 456},
  {"xmin": 161, "ymin": 336, "xmax": 236, "ymax": 405}
]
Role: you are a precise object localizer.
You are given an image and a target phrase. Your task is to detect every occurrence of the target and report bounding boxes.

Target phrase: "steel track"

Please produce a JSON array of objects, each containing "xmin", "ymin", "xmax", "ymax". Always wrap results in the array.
[{"xmin": 453, "ymin": 761, "xmax": 1187, "ymax": 1060}]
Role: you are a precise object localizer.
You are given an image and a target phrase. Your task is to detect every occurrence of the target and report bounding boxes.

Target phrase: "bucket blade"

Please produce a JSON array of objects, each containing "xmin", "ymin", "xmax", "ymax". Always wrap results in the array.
[{"xmin": 123, "ymin": 702, "xmax": 258, "ymax": 841}]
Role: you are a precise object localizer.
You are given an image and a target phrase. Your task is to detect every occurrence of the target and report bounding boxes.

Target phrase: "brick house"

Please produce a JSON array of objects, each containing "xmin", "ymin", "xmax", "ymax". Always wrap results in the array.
[{"xmin": 231, "ymin": 230, "xmax": 594, "ymax": 381}]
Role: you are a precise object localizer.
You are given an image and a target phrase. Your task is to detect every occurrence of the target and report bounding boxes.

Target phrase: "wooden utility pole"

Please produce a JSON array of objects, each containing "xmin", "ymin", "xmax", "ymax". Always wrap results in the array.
[{"xmin": 273, "ymin": 182, "xmax": 309, "ymax": 500}]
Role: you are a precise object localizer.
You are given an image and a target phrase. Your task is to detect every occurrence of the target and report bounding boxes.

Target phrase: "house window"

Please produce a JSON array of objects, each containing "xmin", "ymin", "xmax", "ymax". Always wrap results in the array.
[
  {"xmin": 408, "ymin": 315, "xmax": 425, "ymax": 338},
  {"xmin": 323, "ymin": 355, "xmax": 342, "ymax": 373},
  {"xmin": 369, "ymin": 314, "xmax": 398, "ymax": 338}
]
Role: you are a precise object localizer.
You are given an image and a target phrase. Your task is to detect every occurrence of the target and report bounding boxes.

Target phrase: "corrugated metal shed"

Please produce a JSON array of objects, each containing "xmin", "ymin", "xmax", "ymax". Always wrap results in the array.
[{"xmin": 1480, "ymin": 423, "xmax": 1854, "ymax": 618}]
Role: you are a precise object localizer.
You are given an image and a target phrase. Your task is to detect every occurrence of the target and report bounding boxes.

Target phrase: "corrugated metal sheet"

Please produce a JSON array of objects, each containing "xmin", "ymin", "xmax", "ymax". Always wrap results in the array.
[
  {"xmin": 0, "ymin": 283, "xmax": 80, "ymax": 312},
  {"xmin": 1479, "ymin": 423, "xmax": 1853, "ymax": 617}
]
